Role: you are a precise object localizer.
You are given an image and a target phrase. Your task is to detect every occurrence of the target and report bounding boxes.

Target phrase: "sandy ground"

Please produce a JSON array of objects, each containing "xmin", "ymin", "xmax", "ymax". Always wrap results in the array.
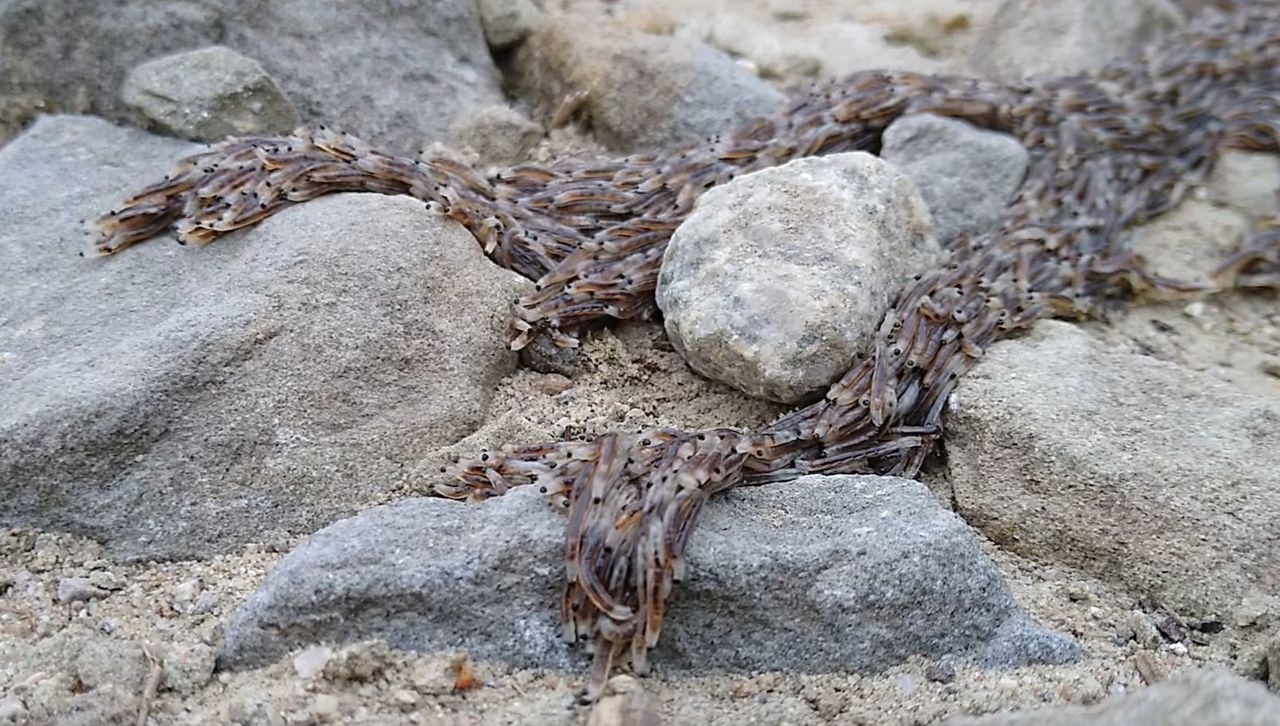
[{"xmin": 2, "ymin": 284, "xmax": 1276, "ymax": 725}]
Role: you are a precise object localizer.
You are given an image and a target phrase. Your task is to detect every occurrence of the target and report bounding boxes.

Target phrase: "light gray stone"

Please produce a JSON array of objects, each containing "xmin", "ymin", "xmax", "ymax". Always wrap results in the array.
[
  {"xmin": 449, "ymin": 105, "xmax": 545, "ymax": 167},
  {"xmin": 476, "ymin": 0, "xmax": 543, "ymax": 49},
  {"xmin": 971, "ymin": 0, "xmax": 1184, "ymax": 82},
  {"xmin": 644, "ymin": 0, "xmax": 944, "ymax": 80},
  {"xmin": 122, "ymin": 45, "xmax": 299, "ymax": 142},
  {"xmin": 0, "ymin": 696, "xmax": 26, "ymax": 723},
  {"xmin": 946, "ymin": 321, "xmax": 1280, "ymax": 621},
  {"xmin": 56, "ymin": 577, "xmax": 107, "ymax": 604},
  {"xmin": 656, "ymin": 152, "xmax": 940, "ymax": 404},
  {"xmin": 220, "ymin": 475, "xmax": 1079, "ymax": 674},
  {"xmin": 0, "ymin": 116, "xmax": 530, "ymax": 559},
  {"xmin": 73, "ymin": 637, "xmax": 148, "ymax": 692},
  {"xmin": 160, "ymin": 641, "xmax": 217, "ymax": 695},
  {"xmin": 882, "ymin": 115, "xmax": 1029, "ymax": 243},
  {"xmin": 510, "ymin": 14, "xmax": 785, "ymax": 151},
  {"xmin": 943, "ymin": 668, "xmax": 1280, "ymax": 726},
  {"xmin": 0, "ymin": 0, "xmax": 503, "ymax": 152}
]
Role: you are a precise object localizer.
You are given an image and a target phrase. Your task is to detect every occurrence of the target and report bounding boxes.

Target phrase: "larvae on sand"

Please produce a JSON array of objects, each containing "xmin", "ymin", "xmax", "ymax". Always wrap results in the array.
[{"xmin": 95, "ymin": 1, "xmax": 1280, "ymax": 701}]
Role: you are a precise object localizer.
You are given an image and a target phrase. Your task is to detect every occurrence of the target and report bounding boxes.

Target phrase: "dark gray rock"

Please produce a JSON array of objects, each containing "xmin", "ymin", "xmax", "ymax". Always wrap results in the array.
[
  {"xmin": 510, "ymin": 13, "xmax": 785, "ymax": 151},
  {"xmin": 882, "ymin": 114, "xmax": 1029, "ymax": 243},
  {"xmin": 947, "ymin": 321, "xmax": 1280, "ymax": 621},
  {"xmin": 0, "ymin": 116, "xmax": 530, "ymax": 560},
  {"xmin": 943, "ymin": 668, "xmax": 1280, "ymax": 726},
  {"xmin": 0, "ymin": 0, "xmax": 503, "ymax": 152},
  {"xmin": 121, "ymin": 45, "xmax": 299, "ymax": 142},
  {"xmin": 656, "ymin": 152, "xmax": 940, "ymax": 404},
  {"xmin": 221, "ymin": 475, "xmax": 1079, "ymax": 674}
]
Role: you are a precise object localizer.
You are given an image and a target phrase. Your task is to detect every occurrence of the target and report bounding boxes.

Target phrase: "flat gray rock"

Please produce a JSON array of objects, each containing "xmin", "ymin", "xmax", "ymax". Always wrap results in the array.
[
  {"xmin": 943, "ymin": 668, "xmax": 1280, "ymax": 726},
  {"xmin": 0, "ymin": 0, "xmax": 503, "ymax": 152},
  {"xmin": 946, "ymin": 321, "xmax": 1280, "ymax": 621},
  {"xmin": 121, "ymin": 45, "xmax": 299, "ymax": 141},
  {"xmin": 0, "ymin": 116, "xmax": 529, "ymax": 560},
  {"xmin": 882, "ymin": 114, "xmax": 1029, "ymax": 243},
  {"xmin": 657, "ymin": 152, "xmax": 940, "ymax": 404},
  {"xmin": 221, "ymin": 475, "xmax": 1080, "ymax": 674}
]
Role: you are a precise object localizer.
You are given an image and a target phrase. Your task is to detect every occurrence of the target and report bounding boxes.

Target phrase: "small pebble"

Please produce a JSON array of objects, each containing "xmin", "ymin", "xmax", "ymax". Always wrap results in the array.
[
  {"xmin": 156, "ymin": 642, "xmax": 216, "ymax": 694},
  {"xmin": 1125, "ymin": 610, "xmax": 1163, "ymax": 649},
  {"xmin": 310, "ymin": 693, "xmax": 341, "ymax": 722},
  {"xmin": 293, "ymin": 646, "xmax": 333, "ymax": 680},
  {"xmin": 392, "ymin": 689, "xmax": 418, "ymax": 710},
  {"xmin": 172, "ymin": 578, "xmax": 203, "ymax": 606},
  {"xmin": 1064, "ymin": 583, "xmax": 1093, "ymax": 602},
  {"xmin": 192, "ymin": 591, "xmax": 221, "ymax": 615},
  {"xmin": 531, "ymin": 372, "xmax": 575, "ymax": 395},
  {"xmin": 87, "ymin": 569, "xmax": 125, "ymax": 591},
  {"xmin": 1169, "ymin": 642, "xmax": 1189, "ymax": 657},
  {"xmin": 0, "ymin": 696, "xmax": 27, "ymax": 722},
  {"xmin": 56, "ymin": 577, "xmax": 107, "ymax": 603},
  {"xmin": 894, "ymin": 674, "xmax": 920, "ymax": 696},
  {"xmin": 924, "ymin": 663, "xmax": 956, "ymax": 683},
  {"xmin": 587, "ymin": 690, "xmax": 661, "ymax": 726}
]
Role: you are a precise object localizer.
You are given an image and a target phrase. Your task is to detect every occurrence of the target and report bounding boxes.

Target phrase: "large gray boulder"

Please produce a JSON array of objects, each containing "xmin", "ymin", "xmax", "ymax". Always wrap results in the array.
[
  {"xmin": 221, "ymin": 475, "xmax": 1080, "ymax": 674},
  {"xmin": 0, "ymin": 116, "xmax": 529, "ymax": 560},
  {"xmin": 946, "ymin": 321, "xmax": 1280, "ymax": 621},
  {"xmin": 943, "ymin": 668, "xmax": 1280, "ymax": 726},
  {"xmin": 881, "ymin": 114, "xmax": 1030, "ymax": 243},
  {"xmin": 656, "ymin": 152, "xmax": 940, "ymax": 404},
  {"xmin": 0, "ymin": 0, "xmax": 503, "ymax": 152},
  {"xmin": 509, "ymin": 13, "xmax": 786, "ymax": 152}
]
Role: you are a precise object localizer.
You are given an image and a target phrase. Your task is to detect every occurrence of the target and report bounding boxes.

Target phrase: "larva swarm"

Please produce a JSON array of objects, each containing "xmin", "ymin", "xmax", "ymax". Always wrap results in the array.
[{"xmin": 95, "ymin": 2, "xmax": 1280, "ymax": 700}]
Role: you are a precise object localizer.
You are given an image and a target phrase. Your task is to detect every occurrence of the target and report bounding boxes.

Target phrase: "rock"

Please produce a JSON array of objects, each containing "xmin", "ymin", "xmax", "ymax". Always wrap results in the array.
[
  {"xmin": 324, "ymin": 642, "xmax": 394, "ymax": 683},
  {"xmin": 476, "ymin": 0, "xmax": 543, "ymax": 49},
  {"xmin": 881, "ymin": 115, "xmax": 1029, "ymax": 243},
  {"xmin": 121, "ymin": 45, "xmax": 299, "ymax": 142},
  {"xmin": 172, "ymin": 578, "xmax": 203, "ymax": 610},
  {"xmin": 1124, "ymin": 611, "xmax": 1164, "ymax": 650},
  {"xmin": 656, "ymin": 152, "xmax": 939, "ymax": 404},
  {"xmin": 0, "ymin": 697, "xmax": 26, "ymax": 723},
  {"xmin": 946, "ymin": 321, "xmax": 1280, "ymax": 620},
  {"xmin": 970, "ymin": 0, "xmax": 1184, "ymax": 83},
  {"xmin": 510, "ymin": 14, "xmax": 785, "ymax": 151},
  {"xmin": 636, "ymin": 0, "xmax": 944, "ymax": 80},
  {"xmin": 86, "ymin": 570, "xmax": 125, "ymax": 591},
  {"xmin": 588, "ymin": 689, "xmax": 661, "ymax": 726},
  {"xmin": 1204, "ymin": 149, "xmax": 1280, "ymax": 219},
  {"xmin": 56, "ymin": 577, "xmax": 107, "ymax": 604},
  {"xmin": 992, "ymin": 0, "xmax": 1185, "ymax": 81},
  {"xmin": 942, "ymin": 668, "xmax": 1280, "ymax": 725},
  {"xmin": 1131, "ymin": 199, "xmax": 1247, "ymax": 286},
  {"xmin": 1268, "ymin": 633, "xmax": 1280, "ymax": 691},
  {"xmin": 160, "ymin": 641, "xmax": 217, "ymax": 695},
  {"xmin": 0, "ymin": 116, "xmax": 530, "ymax": 559},
  {"xmin": 925, "ymin": 662, "xmax": 957, "ymax": 683},
  {"xmin": 293, "ymin": 646, "xmax": 333, "ymax": 680},
  {"xmin": 55, "ymin": 684, "xmax": 138, "ymax": 726},
  {"xmin": 448, "ymin": 105, "xmax": 544, "ymax": 167},
  {"xmin": 73, "ymin": 637, "xmax": 148, "ymax": 691},
  {"xmin": 220, "ymin": 475, "xmax": 1079, "ymax": 674},
  {"xmin": 0, "ymin": 0, "xmax": 503, "ymax": 152}
]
